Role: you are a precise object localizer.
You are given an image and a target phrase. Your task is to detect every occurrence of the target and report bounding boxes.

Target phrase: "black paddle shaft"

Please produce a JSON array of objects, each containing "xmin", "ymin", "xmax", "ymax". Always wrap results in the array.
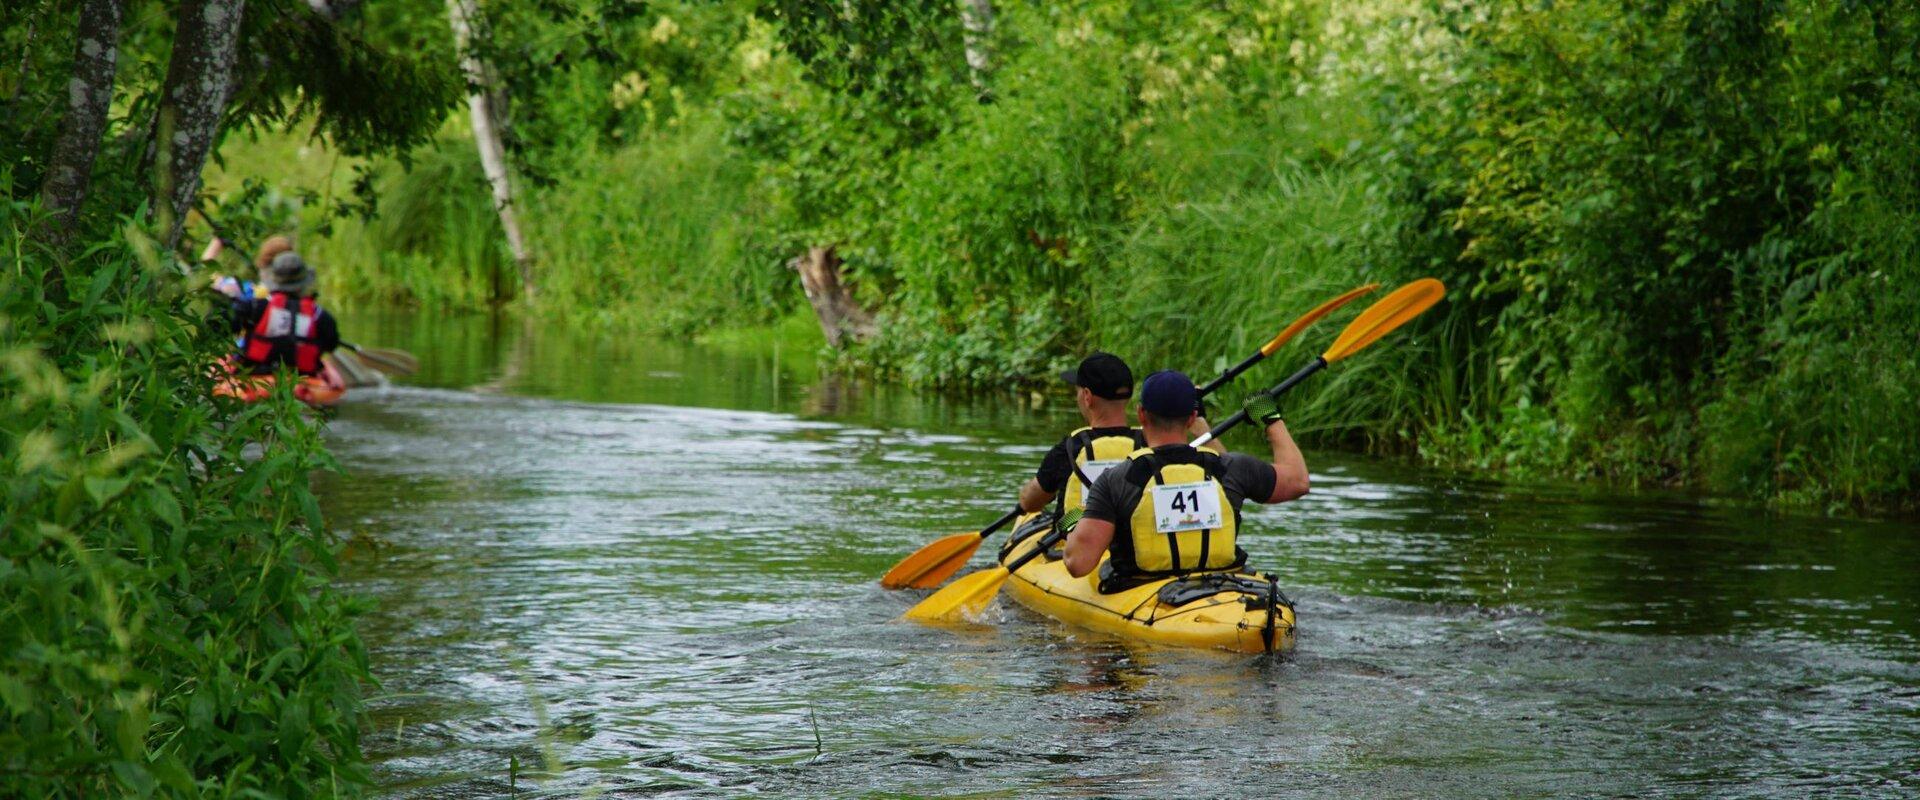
[
  {"xmin": 976, "ymin": 507, "xmax": 1023, "ymax": 541},
  {"xmin": 1196, "ymin": 357, "xmax": 1328, "ymax": 445},
  {"xmin": 1196, "ymin": 351, "xmax": 1266, "ymax": 397},
  {"xmin": 1005, "ymin": 527, "xmax": 1070, "ymax": 575}
]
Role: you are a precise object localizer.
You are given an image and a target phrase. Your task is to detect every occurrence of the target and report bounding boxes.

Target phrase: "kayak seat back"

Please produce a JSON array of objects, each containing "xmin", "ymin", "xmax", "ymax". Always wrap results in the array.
[{"xmin": 1154, "ymin": 571, "xmax": 1290, "ymax": 609}]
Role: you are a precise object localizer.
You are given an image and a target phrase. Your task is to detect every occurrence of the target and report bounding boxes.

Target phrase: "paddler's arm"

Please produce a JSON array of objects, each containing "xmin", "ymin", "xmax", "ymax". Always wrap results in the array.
[
  {"xmin": 1064, "ymin": 469, "xmax": 1120, "ymax": 578},
  {"xmin": 1188, "ymin": 413, "xmax": 1226, "ymax": 454},
  {"xmin": 1065, "ymin": 517, "xmax": 1112, "ymax": 578},
  {"xmin": 1019, "ymin": 437, "xmax": 1072, "ymax": 512},
  {"xmin": 1244, "ymin": 393, "xmax": 1309, "ymax": 503},
  {"xmin": 314, "ymin": 310, "xmax": 341, "ymax": 354},
  {"xmin": 1017, "ymin": 477, "xmax": 1055, "ymax": 513}
]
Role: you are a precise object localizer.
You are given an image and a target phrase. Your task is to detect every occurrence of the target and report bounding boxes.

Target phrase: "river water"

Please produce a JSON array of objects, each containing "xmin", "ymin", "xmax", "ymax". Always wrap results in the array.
[{"xmin": 316, "ymin": 311, "xmax": 1920, "ymax": 798}]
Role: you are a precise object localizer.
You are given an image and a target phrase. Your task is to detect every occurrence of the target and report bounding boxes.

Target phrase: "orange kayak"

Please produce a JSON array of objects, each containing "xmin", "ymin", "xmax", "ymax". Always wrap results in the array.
[{"xmin": 212, "ymin": 357, "xmax": 349, "ymax": 408}]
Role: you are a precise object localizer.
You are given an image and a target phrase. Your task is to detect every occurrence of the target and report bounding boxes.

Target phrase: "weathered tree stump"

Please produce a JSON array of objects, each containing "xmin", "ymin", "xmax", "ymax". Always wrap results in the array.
[{"xmin": 791, "ymin": 245, "xmax": 876, "ymax": 348}]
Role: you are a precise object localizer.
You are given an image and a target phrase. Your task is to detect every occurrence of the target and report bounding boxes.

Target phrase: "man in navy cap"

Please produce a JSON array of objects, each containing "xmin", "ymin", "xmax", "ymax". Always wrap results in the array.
[
  {"xmin": 1063, "ymin": 370, "xmax": 1309, "ymax": 591},
  {"xmin": 1017, "ymin": 352, "xmax": 1191, "ymax": 520}
]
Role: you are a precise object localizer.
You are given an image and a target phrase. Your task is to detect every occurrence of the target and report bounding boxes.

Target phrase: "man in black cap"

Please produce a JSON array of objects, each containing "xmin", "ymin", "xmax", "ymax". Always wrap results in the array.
[
  {"xmin": 1063, "ymin": 370, "xmax": 1309, "ymax": 590},
  {"xmin": 1017, "ymin": 353, "xmax": 1175, "ymax": 519}
]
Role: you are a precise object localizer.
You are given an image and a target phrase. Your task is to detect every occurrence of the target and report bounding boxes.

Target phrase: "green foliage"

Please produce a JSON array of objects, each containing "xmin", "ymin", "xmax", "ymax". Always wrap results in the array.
[
  {"xmin": 228, "ymin": 0, "xmax": 460, "ymax": 158},
  {"xmin": 1373, "ymin": 0, "xmax": 1920, "ymax": 510},
  {"xmin": 476, "ymin": 0, "xmax": 763, "ymax": 181},
  {"xmin": 527, "ymin": 113, "xmax": 787, "ymax": 331},
  {"xmin": 3, "ymin": 0, "xmax": 456, "ymax": 237},
  {"xmin": 259, "ymin": 0, "xmax": 1918, "ymax": 511},
  {"xmin": 0, "ymin": 190, "xmax": 371, "ymax": 797},
  {"xmin": 304, "ymin": 130, "xmax": 511, "ymax": 307}
]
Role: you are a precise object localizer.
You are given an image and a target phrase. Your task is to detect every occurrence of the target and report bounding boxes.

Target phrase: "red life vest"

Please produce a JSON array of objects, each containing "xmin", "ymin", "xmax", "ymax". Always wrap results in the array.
[{"xmin": 243, "ymin": 292, "xmax": 322, "ymax": 375}]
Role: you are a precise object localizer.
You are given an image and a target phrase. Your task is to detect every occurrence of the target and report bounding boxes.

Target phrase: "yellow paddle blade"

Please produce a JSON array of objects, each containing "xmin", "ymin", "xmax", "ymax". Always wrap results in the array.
[
  {"xmin": 1322, "ymin": 278, "xmax": 1446, "ymax": 363},
  {"xmin": 1258, "ymin": 283, "xmax": 1380, "ymax": 356},
  {"xmin": 879, "ymin": 532, "xmax": 984, "ymax": 589},
  {"xmin": 903, "ymin": 566, "xmax": 1012, "ymax": 622}
]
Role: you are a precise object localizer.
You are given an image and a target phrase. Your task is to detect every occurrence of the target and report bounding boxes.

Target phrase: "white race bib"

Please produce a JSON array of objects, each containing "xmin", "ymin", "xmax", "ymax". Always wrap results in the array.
[
  {"xmin": 1150, "ymin": 480, "xmax": 1223, "ymax": 532},
  {"xmin": 1077, "ymin": 458, "xmax": 1125, "ymax": 485},
  {"xmin": 263, "ymin": 307, "xmax": 293, "ymax": 337}
]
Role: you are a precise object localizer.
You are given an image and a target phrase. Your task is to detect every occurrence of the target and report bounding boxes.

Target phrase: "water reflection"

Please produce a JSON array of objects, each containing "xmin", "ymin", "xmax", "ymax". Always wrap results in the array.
[{"xmin": 321, "ymin": 308, "xmax": 1920, "ymax": 797}]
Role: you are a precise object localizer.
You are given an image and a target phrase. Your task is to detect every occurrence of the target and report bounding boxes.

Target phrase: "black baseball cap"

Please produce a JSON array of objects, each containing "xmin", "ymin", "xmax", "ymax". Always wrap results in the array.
[
  {"xmin": 1139, "ymin": 370, "xmax": 1198, "ymax": 418},
  {"xmin": 1060, "ymin": 352, "xmax": 1133, "ymax": 400}
]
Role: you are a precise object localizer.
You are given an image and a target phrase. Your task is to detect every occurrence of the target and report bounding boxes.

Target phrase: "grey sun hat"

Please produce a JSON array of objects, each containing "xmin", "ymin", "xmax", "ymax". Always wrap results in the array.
[{"xmin": 262, "ymin": 251, "xmax": 316, "ymax": 294}]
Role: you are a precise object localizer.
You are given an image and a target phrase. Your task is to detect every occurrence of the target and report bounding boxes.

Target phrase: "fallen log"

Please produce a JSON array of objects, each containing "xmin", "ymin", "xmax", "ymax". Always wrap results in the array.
[{"xmin": 791, "ymin": 245, "xmax": 877, "ymax": 348}]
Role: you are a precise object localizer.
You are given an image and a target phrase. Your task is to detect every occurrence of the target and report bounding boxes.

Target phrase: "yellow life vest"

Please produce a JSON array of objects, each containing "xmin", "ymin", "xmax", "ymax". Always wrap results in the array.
[
  {"xmin": 1114, "ymin": 446, "xmax": 1239, "ymax": 577},
  {"xmin": 1057, "ymin": 426, "xmax": 1147, "ymax": 515}
]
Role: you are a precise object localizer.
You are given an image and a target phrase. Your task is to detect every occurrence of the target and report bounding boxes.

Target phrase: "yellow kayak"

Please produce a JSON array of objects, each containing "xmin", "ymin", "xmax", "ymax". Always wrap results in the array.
[{"xmin": 998, "ymin": 513, "xmax": 1296, "ymax": 654}]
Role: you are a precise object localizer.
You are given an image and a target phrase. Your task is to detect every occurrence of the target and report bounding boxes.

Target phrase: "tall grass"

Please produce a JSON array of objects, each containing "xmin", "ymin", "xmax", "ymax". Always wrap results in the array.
[
  {"xmin": 526, "ymin": 113, "xmax": 786, "ymax": 331},
  {"xmin": 257, "ymin": 114, "xmax": 788, "ymax": 333},
  {"xmin": 307, "ymin": 129, "xmax": 510, "ymax": 307}
]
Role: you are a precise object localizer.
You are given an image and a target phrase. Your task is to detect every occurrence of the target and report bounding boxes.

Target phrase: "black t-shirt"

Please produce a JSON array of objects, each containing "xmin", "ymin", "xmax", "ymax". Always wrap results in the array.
[
  {"xmin": 1036, "ymin": 426, "xmax": 1145, "ymax": 493},
  {"xmin": 1081, "ymin": 444, "xmax": 1278, "ymax": 531}
]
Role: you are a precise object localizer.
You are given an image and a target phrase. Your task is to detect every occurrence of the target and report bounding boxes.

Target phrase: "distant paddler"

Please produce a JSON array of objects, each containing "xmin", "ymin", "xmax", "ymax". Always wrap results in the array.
[
  {"xmin": 204, "ymin": 236, "xmax": 350, "ymax": 406},
  {"xmin": 1064, "ymin": 370, "xmax": 1309, "ymax": 591}
]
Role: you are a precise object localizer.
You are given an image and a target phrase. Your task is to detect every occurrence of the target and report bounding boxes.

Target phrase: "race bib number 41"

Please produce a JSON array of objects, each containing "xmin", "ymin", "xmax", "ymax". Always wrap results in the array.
[{"xmin": 1150, "ymin": 480, "xmax": 1223, "ymax": 532}]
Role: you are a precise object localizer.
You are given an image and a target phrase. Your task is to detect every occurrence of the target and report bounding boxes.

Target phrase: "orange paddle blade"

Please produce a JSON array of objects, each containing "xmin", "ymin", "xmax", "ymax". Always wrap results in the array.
[
  {"xmin": 903, "ymin": 566, "xmax": 1012, "ymax": 622},
  {"xmin": 879, "ymin": 532, "xmax": 984, "ymax": 589},
  {"xmin": 1323, "ymin": 278, "xmax": 1446, "ymax": 363},
  {"xmin": 1259, "ymin": 283, "xmax": 1380, "ymax": 356}
]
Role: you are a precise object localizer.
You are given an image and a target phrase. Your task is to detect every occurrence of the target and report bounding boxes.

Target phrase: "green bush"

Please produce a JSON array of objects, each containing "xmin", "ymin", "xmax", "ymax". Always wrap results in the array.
[
  {"xmin": 1, "ymin": 191, "xmax": 371, "ymax": 797},
  {"xmin": 1373, "ymin": 0, "xmax": 1920, "ymax": 510},
  {"xmin": 257, "ymin": 0, "xmax": 1920, "ymax": 511}
]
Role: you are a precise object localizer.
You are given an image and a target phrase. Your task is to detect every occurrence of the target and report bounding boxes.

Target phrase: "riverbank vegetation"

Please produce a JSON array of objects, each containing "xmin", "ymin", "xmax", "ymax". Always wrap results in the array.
[
  {"xmin": 3, "ymin": 0, "xmax": 459, "ymax": 792},
  {"xmin": 227, "ymin": 0, "xmax": 1918, "ymax": 514},
  {"xmin": 1, "ymin": 205, "xmax": 371, "ymax": 795}
]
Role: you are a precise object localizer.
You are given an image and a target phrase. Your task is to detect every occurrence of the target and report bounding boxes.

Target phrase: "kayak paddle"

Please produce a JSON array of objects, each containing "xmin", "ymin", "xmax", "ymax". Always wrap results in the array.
[
  {"xmin": 340, "ymin": 341, "xmax": 419, "ymax": 377},
  {"xmin": 325, "ymin": 350, "xmax": 385, "ymax": 388},
  {"xmin": 878, "ymin": 283, "xmax": 1379, "ymax": 591},
  {"xmin": 1195, "ymin": 283, "xmax": 1378, "ymax": 395},
  {"xmin": 903, "ymin": 277, "xmax": 1445, "ymax": 623},
  {"xmin": 1192, "ymin": 278, "xmax": 1446, "ymax": 448}
]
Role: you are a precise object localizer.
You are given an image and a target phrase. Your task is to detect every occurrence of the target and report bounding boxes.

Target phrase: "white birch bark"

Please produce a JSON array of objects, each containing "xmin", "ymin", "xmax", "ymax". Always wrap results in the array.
[
  {"xmin": 960, "ymin": 0, "xmax": 994, "ymax": 99},
  {"xmin": 446, "ymin": 0, "xmax": 535, "ymax": 302}
]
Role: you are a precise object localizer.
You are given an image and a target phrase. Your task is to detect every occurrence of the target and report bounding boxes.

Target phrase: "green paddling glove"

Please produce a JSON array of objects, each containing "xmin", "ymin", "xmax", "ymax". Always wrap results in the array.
[
  {"xmin": 1058, "ymin": 508, "xmax": 1083, "ymax": 535},
  {"xmin": 1243, "ymin": 392, "xmax": 1284, "ymax": 428}
]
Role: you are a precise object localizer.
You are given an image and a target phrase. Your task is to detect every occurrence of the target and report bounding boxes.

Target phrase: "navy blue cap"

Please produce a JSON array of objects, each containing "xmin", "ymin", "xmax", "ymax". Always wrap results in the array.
[{"xmin": 1139, "ymin": 370, "xmax": 1197, "ymax": 418}]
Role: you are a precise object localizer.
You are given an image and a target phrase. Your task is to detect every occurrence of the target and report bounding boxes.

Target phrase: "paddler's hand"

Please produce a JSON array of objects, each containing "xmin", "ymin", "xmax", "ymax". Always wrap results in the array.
[
  {"xmin": 1243, "ymin": 392, "xmax": 1284, "ymax": 428},
  {"xmin": 1058, "ymin": 508, "xmax": 1083, "ymax": 535},
  {"xmin": 200, "ymin": 237, "xmax": 226, "ymax": 262}
]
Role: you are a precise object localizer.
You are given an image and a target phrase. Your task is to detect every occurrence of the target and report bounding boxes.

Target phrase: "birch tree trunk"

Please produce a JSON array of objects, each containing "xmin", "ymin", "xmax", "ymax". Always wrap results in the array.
[
  {"xmin": 38, "ymin": 0, "xmax": 124, "ymax": 249},
  {"xmin": 446, "ymin": 0, "xmax": 535, "ymax": 302},
  {"xmin": 151, "ymin": 0, "xmax": 246, "ymax": 251},
  {"xmin": 960, "ymin": 0, "xmax": 994, "ymax": 100}
]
